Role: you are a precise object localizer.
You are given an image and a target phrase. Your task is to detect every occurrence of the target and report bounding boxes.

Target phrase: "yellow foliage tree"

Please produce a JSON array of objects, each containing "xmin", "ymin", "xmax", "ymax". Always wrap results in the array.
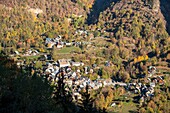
[
  {"xmin": 152, "ymin": 42, "xmax": 156, "ymax": 49},
  {"xmin": 134, "ymin": 58, "xmax": 138, "ymax": 63},
  {"xmin": 144, "ymin": 55, "xmax": 149, "ymax": 60},
  {"xmin": 138, "ymin": 56, "xmax": 144, "ymax": 62},
  {"xmin": 106, "ymin": 88, "xmax": 114, "ymax": 105},
  {"xmin": 95, "ymin": 88, "xmax": 115, "ymax": 111},
  {"xmin": 134, "ymin": 55, "xmax": 148, "ymax": 63}
]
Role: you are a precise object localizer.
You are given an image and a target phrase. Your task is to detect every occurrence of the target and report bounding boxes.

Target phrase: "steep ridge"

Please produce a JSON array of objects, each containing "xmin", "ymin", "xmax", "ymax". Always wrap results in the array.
[
  {"xmin": 160, "ymin": 0, "xmax": 170, "ymax": 34},
  {"xmin": 88, "ymin": 0, "xmax": 170, "ymax": 63},
  {"xmin": 96, "ymin": 0, "xmax": 168, "ymax": 38},
  {"xmin": 87, "ymin": 0, "xmax": 119, "ymax": 25}
]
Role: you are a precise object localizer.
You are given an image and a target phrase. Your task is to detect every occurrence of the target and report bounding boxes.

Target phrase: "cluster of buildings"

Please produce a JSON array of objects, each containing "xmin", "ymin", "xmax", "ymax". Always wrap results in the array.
[
  {"xmin": 15, "ymin": 52, "xmax": 166, "ymax": 102},
  {"xmin": 128, "ymin": 82, "xmax": 154, "ymax": 101},
  {"xmin": 45, "ymin": 36, "xmax": 82, "ymax": 49},
  {"xmin": 127, "ymin": 66, "xmax": 165, "ymax": 104},
  {"xmin": 45, "ymin": 36, "xmax": 63, "ymax": 49},
  {"xmin": 42, "ymin": 59, "xmax": 119, "ymax": 100},
  {"xmin": 14, "ymin": 48, "xmax": 166, "ymax": 103},
  {"xmin": 13, "ymin": 34, "xmax": 166, "ymax": 103},
  {"xmin": 23, "ymin": 49, "xmax": 39, "ymax": 56},
  {"xmin": 10, "ymin": 49, "xmax": 39, "ymax": 57},
  {"xmin": 45, "ymin": 34, "xmax": 93, "ymax": 49}
]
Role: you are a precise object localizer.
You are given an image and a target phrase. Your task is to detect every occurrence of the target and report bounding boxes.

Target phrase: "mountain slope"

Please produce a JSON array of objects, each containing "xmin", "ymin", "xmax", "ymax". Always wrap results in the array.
[
  {"xmin": 160, "ymin": 0, "xmax": 170, "ymax": 34},
  {"xmin": 0, "ymin": 0, "xmax": 93, "ymax": 17},
  {"xmin": 87, "ymin": 0, "xmax": 119, "ymax": 24},
  {"xmin": 0, "ymin": 0, "xmax": 94, "ymax": 52},
  {"xmin": 86, "ymin": 0, "xmax": 170, "ymax": 77},
  {"xmin": 89, "ymin": 0, "xmax": 169, "ymax": 54}
]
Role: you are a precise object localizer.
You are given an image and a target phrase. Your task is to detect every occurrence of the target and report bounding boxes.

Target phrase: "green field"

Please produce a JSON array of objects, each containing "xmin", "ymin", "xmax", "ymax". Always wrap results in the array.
[
  {"xmin": 121, "ymin": 102, "xmax": 138, "ymax": 113},
  {"xmin": 21, "ymin": 55, "xmax": 40, "ymax": 60},
  {"xmin": 107, "ymin": 102, "xmax": 138, "ymax": 113},
  {"xmin": 57, "ymin": 47, "xmax": 81, "ymax": 54}
]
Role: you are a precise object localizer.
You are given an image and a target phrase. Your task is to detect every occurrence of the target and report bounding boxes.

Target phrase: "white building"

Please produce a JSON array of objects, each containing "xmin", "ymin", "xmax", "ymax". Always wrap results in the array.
[{"xmin": 58, "ymin": 59, "xmax": 70, "ymax": 67}]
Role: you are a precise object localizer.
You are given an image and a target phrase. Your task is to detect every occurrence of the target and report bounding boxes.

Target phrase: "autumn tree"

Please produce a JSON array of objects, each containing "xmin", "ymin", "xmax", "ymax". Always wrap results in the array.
[
  {"xmin": 51, "ymin": 46, "xmax": 58, "ymax": 61},
  {"xmin": 78, "ymin": 85, "xmax": 94, "ymax": 113},
  {"xmin": 94, "ymin": 87, "xmax": 114, "ymax": 112}
]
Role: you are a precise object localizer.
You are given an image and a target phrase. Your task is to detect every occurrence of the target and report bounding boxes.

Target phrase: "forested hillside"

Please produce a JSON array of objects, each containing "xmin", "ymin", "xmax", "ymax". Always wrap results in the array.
[
  {"xmin": 84, "ymin": 0, "xmax": 170, "ymax": 86},
  {"xmin": 94, "ymin": 0, "xmax": 169, "ymax": 60},
  {"xmin": 0, "ymin": 0, "xmax": 169, "ymax": 55},
  {"xmin": 0, "ymin": 0, "xmax": 94, "ymax": 53},
  {"xmin": 0, "ymin": 0, "xmax": 170, "ymax": 113}
]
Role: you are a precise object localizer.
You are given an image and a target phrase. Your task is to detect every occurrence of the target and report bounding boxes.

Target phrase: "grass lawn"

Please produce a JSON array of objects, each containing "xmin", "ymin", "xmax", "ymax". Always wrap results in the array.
[
  {"xmin": 57, "ymin": 47, "xmax": 81, "ymax": 54},
  {"xmin": 121, "ymin": 102, "xmax": 138, "ymax": 113},
  {"xmin": 22, "ymin": 55, "xmax": 40, "ymax": 60},
  {"xmin": 107, "ymin": 102, "xmax": 138, "ymax": 113}
]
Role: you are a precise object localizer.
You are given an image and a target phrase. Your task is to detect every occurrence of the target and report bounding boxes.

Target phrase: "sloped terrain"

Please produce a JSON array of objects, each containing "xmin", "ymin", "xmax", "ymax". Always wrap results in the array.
[
  {"xmin": 87, "ymin": 0, "xmax": 119, "ymax": 24},
  {"xmin": 160, "ymin": 0, "xmax": 170, "ymax": 34},
  {"xmin": 0, "ymin": 0, "xmax": 170, "ymax": 113},
  {"xmin": 86, "ymin": 0, "xmax": 170, "ymax": 78},
  {"xmin": 0, "ymin": 0, "xmax": 94, "ymax": 51},
  {"xmin": 0, "ymin": 0, "xmax": 94, "ymax": 17},
  {"xmin": 90, "ymin": 0, "xmax": 169, "ymax": 57}
]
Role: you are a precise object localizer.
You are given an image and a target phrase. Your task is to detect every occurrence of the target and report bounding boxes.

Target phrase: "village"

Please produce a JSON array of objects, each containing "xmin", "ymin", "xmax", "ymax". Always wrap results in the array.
[
  {"xmin": 10, "ymin": 34, "xmax": 168, "ymax": 107},
  {"xmin": 1, "ymin": 0, "xmax": 170, "ymax": 112}
]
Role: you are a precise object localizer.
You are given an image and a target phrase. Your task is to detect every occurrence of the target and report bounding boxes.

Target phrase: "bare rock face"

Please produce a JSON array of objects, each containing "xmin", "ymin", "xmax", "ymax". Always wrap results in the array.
[
  {"xmin": 152, "ymin": 0, "xmax": 160, "ymax": 13},
  {"xmin": 142, "ymin": 0, "xmax": 160, "ymax": 12},
  {"xmin": 160, "ymin": 0, "xmax": 170, "ymax": 34}
]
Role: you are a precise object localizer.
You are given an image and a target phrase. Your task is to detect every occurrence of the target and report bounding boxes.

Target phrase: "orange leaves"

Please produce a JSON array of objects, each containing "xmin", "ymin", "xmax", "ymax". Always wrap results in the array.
[{"xmin": 26, "ymin": 39, "xmax": 35, "ymax": 44}]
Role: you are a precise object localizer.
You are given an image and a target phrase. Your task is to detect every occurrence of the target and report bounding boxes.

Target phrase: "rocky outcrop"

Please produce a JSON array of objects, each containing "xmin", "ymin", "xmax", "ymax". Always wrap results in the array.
[
  {"xmin": 160, "ymin": 0, "xmax": 170, "ymax": 34},
  {"xmin": 153, "ymin": 0, "xmax": 160, "ymax": 13}
]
